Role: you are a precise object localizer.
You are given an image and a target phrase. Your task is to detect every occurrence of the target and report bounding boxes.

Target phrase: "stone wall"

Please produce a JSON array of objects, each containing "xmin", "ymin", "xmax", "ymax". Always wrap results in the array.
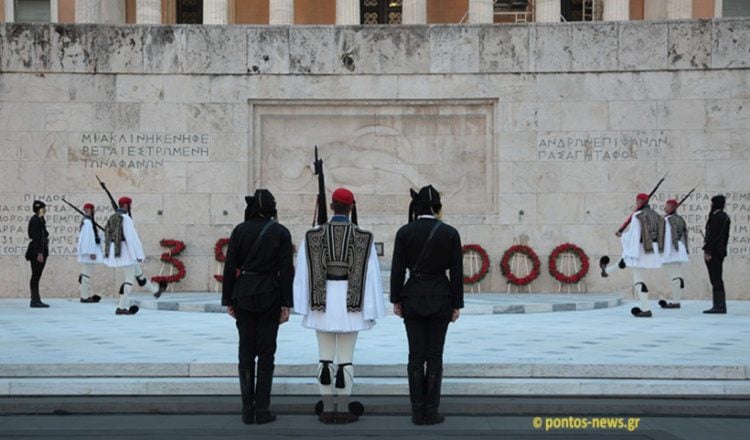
[{"xmin": 0, "ymin": 19, "xmax": 749, "ymax": 299}]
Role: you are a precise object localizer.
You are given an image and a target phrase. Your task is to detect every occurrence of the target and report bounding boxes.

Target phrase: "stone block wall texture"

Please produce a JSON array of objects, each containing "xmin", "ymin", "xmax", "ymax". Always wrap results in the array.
[{"xmin": 0, "ymin": 19, "xmax": 749, "ymax": 299}]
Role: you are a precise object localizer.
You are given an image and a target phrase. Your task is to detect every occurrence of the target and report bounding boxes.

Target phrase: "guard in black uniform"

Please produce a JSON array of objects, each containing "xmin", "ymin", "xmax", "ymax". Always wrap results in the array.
[
  {"xmin": 390, "ymin": 185, "xmax": 463, "ymax": 425},
  {"xmin": 26, "ymin": 200, "xmax": 50, "ymax": 308},
  {"xmin": 703, "ymin": 195, "xmax": 731, "ymax": 314},
  {"xmin": 222, "ymin": 189, "xmax": 294, "ymax": 425}
]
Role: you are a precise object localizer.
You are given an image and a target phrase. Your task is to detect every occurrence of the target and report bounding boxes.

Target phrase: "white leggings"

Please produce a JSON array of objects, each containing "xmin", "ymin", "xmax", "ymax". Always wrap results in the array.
[
  {"xmin": 665, "ymin": 262, "xmax": 684, "ymax": 301},
  {"xmin": 631, "ymin": 268, "xmax": 650, "ymax": 311},
  {"xmin": 118, "ymin": 265, "xmax": 136, "ymax": 309},
  {"xmin": 605, "ymin": 262, "xmax": 651, "ymax": 311},
  {"xmin": 316, "ymin": 331, "xmax": 358, "ymax": 412},
  {"xmin": 79, "ymin": 263, "xmax": 94, "ymax": 299},
  {"xmin": 118, "ymin": 264, "xmax": 160, "ymax": 308}
]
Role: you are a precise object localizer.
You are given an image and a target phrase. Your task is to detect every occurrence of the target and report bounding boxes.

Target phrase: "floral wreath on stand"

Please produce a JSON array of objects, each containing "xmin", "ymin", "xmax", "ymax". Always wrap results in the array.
[
  {"xmin": 500, "ymin": 244, "xmax": 541, "ymax": 286},
  {"xmin": 462, "ymin": 244, "xmax": 490, "ymax": 285},
  {"xmin": 548, "ymin": 243, "xmax": 589, "ymax": 284},
  {"xmin": 151, "ymin": 239, "xmax": 187, "ymax": 285},
  {"xmin": 213, "ymin": 238, "xmax": 230, "ymax": 283}
]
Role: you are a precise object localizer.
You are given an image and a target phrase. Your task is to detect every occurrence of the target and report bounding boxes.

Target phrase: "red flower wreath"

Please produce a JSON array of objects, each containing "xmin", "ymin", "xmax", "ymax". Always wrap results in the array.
[
  {"xmin": 500, "ymin": 244, "xmax": 541, "ymax": 286},
  {"xmin": 462, "ymin": 244, "xmax": 490, "ymax": 284},
  {"xmin": 213, "ymin": 237, "xmax": 230, "ymax": 282},
  {"xmin": 151, "ymin": 239, "xmax": 186, "ymax": 284},
  {"xmin": 548, "ymin": 243, "xmax": 589, "ymax": 284}
]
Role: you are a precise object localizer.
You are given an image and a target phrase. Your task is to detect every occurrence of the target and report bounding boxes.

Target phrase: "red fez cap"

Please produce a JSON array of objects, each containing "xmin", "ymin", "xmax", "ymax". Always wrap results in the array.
[
  {"xmin": 118, "ymin": 196, "xmax": 132, "ymax": 207},
  {"xmin": 332, "ymin": 188, "xmax": 355, "ymax": 205},
  {"xmin": 83, "ymin": 203, "xmax": 95, "ymax": 210},
  {"xmin": 666, "ymin": 199, "xmax": 678, "ymax": 206},
  {"xmin": 636, "ymin": 193, "xmax": 649, "ymax": 202}
]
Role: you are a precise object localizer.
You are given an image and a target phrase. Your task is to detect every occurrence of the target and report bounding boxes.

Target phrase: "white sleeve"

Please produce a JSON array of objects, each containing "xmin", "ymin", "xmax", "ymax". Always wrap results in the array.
[
  {"xmin": 122, "ymin": 215, "xmax": 145, "ymax": 261},
  {"xmin": 662, "ymin": 217, "xmax": 673, "ymax": 260},
  {"xmin": 363, "ymin": 243, "xmax": 386, "ymax": 321},
  {"xmin": 621, "ymin": 212, "xmax": 642, "ymax": 260},
  {"xmin": 293, "ymin": 239, "xmax": 310, "ymax": 316},
  {"xmin": 77, "ymin": 224, "xmax": 89, "ymax": 258}
]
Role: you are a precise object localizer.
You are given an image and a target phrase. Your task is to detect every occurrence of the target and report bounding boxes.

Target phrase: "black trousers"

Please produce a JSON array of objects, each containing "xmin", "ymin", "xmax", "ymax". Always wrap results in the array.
[
  {"xmin": 29, "ymin": 258, "xmax": 46, "ymax": 298},
  {"xmin": 403, "ymin": 302, "xmax": 451, "ymax": 374},
  {"xmin": 235, "ymin": 304, "xmax": 280, "ymax": 372},
  {"xmin": 705, "ymin": 256, "xmax": 726, "ymax": 306}
]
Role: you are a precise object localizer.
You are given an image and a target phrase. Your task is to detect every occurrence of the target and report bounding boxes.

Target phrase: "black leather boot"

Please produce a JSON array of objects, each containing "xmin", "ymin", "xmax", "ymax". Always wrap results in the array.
[
  {"xmin": 239, "ymin": 368, "xmax": 255, "ymax": 424},
  {"xmin": 254, "ymin": 368, "xmax": 277, "ymax": 424},
  {"xmin": 424, "ymin": 371, "xmax": 445, "ymax": 425},
  {"xmin": 408, "ymin": 368, "xmax": 426, "ymax": 425},
  {"xmin": 704, "ymin": 290, "xmax": 727, "ymax": 314},
  {"xmin": 30, "ymin": 287, "xmax": 49, "ymax": 308}
]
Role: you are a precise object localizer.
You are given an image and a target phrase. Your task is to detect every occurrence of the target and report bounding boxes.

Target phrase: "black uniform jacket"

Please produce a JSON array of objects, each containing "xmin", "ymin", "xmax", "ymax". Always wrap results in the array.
[
  {"xmin": 390, "ymin": 217, "xmax": 464, "ymax": 310},
  {"xmin": 703, "ymin": 210, "xmax": 731, "ymax": 258},
  {"xmin": 26, "ymin": 215, "xmax": 49, "ymax": 260},
  {"xmin": 222, "ymin": 218, "xmax": 294, "ymax": 311}
]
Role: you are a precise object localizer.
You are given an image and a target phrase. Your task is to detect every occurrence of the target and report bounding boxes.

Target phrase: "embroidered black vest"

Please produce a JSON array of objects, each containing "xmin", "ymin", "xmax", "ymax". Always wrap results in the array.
[
  {"xmin": 305, "ymin": 221, "xmax": 373, "ymax": 312},
  {"xmin": 667, "ymin": 214, "xmax": 688, "ymax": 252}
]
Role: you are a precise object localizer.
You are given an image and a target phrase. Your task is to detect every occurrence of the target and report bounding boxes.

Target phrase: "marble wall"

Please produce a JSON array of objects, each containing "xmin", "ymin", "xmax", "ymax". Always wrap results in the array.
[{"xmin": 0, "ymin": 19, "xmax": 749, "ymax": 299}]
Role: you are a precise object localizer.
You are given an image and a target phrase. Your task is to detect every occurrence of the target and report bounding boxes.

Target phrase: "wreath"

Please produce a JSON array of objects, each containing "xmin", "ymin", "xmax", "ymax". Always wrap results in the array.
[
  {"xmin": 151, "ymin": 239, "xmax": 186, "ymax": 284},
  {"xmin": 548, "ymin": 243, "xmax": 589, "ymax": 284},
  {"xmin": 500, "ymin": 244, "xmax": 541, "ymax": 286},
  {"xmin": 213, "ymin": 237, "xmax": 230, "ymax": 282},
  {"xmin": 462, "ymin": 244, "xmax": 490, "ymax": 284}
]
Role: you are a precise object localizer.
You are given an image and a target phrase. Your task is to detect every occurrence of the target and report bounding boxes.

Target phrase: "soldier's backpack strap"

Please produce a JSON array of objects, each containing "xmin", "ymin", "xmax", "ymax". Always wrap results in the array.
[
  {"xmin": 239, "ymin": 220, "xmax": 275, "ymax": 271},
  {"xmin": 412, "ymin": 221, "xmax": 442, "ymax": 275}
]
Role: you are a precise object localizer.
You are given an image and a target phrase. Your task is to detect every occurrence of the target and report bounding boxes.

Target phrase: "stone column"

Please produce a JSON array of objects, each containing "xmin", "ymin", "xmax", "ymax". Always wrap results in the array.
[
  {"xmin": 468, "ymin": 0, "xmax": 494, "ymax": 24},
  {"xmin": 204, "ymin": 0, "xmax": 229, "ymax": 24},
  {"xmin": 136, "ymin": 0, "xmax": 161, "ymax": 24},
  {"xmin": 50, "ymin": 0, "xmax": 59, "ymax": 23},
  {"xmin": 715, "ymin": 0, "xmax": 723, "ymax": 18},
  {"xmin": 75, "ymin": 0, "xmax": 100, "ymax": 23},
  {"xmin": 402, "ymin": 0, "xmax": 427, "ymax": 24},
  {"xmin": 4, "ymin": 0, "xmax": 14, "ymax": 22},
  {"xmin": 602, "ymin": 0, "xmax": 629, "ymax": 21},
  {"xmin": 269, "ymin": 0, "xmax": 294, "ymax": 24},
  {"xmin": 100, "ymin": 0, "xmax": 127, "ymax": 24},
  {"xmin": 336, "ymin": 0, "xmax": 359, "ymax": 25},
  {"xmin": 666, "ymin": 0, "xmax": 692, "ymax": 19},
  {"xmin": 535, "ymin": 0, "xmax": 560, "ymax": 23},
  {"xmin": 643, "ymin": 0, "xmax": 666, "ymax": 20}
]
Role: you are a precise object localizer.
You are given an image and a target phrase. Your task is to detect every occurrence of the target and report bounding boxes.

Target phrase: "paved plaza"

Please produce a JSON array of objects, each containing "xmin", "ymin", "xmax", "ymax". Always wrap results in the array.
[{"xmin": 1, "ymin": 293, "xmax": 749, "ymax": 397}]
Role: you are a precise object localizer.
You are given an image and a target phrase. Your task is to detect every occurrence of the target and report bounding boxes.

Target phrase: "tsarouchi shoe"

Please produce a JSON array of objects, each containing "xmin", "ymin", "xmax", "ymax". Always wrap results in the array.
[{"xmin": 658, "ymin": 300, "xmax": 680, "ymax": 309}]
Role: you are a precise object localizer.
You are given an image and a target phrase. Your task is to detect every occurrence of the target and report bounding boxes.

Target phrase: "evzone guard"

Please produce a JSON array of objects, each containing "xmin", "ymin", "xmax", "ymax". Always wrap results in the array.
[
  {"xmin": 102, "ymin": 196, "xmax": 166, "ymax": 315},
  {"xmin": 293, "ymin": 187, "xmax": 385, "ymax": 424},
  {"xmin": 600, "ymin": 192, "xmax": 666, "ymax": 318},
  {"xmin": 658, "ymin": 191, "xmax": 694, "ymax": 309},
  {"xmin": 77, "ymin": 203, "xmax": 104, "ymax": 303},
  {"xmin": 293, "ymin": 149, "xmax": 385, "ymax": 424}
]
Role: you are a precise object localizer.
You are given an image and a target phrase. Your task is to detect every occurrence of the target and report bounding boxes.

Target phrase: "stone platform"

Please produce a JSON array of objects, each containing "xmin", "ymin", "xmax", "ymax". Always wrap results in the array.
[
  {"xmin": 1, "ymin": 297, "xmax": 749, "ymax": 398},
  {"xmin": 130, "ymin": 292, "xmax": 625, "ymax": 314}
]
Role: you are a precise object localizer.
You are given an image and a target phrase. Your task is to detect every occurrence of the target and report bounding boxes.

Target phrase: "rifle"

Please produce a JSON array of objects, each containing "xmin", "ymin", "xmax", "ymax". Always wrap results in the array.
[
  {"xmin": 616, "ymin": 173, "xmax": 668, "ymax": 234},
  {"xmin": 312, "ymin": 146, "xmax": 328, "ymax": 227},
  {"xmin": 96, "ymin": 175, "xmax": 119, "ymax": 212},
  {"xmin": 674, "ymin": 187, "xmax": 696, "ymax": 210},
  {"xmin": 61, "ymin": 198, "xmax": 105, "ymax": 232}
]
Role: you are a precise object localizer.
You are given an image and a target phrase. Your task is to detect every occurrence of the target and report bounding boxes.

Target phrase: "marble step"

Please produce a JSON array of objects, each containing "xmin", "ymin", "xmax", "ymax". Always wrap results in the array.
[
  {"xmin": 2, "ymin": 363, "xmax": 748, "ymax": 380},
  {"xmin": 2, "ymin": 376, "xmax": 749, "ymax": 397}
]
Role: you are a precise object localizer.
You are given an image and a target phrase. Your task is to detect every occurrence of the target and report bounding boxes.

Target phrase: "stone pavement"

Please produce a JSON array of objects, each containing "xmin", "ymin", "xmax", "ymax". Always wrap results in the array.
[{"xmin": 1, "ymin": 295, "xmax": 749, "ymax": 397}]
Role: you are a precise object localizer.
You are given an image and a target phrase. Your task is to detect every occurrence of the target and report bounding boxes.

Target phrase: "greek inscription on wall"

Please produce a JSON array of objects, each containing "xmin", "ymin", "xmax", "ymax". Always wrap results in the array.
[
  {"xmin": 537, "ymin": 133, "xmax": 670, "ymax": 161},
  {"xmin": 0, "ymin": 194, "xmax": 89, "ymax": 256},
  {"xmin": 651, "ymin": 191, "xmax": 750, "ymax": 257},
  {"xmin": 69, "ymin": 132, "xmax": 211, "ymax": 169}
]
